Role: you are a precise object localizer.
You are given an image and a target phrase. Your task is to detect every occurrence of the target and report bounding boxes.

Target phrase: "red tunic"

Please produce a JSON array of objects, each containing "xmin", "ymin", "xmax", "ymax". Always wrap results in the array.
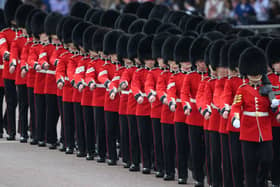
[
  {"xmin": 267, "ymin": 73, "xmax": 280, "ymax": 127},
  {"xmin": 26, "ymin": 42, "xmax": 41, "ymax": 89},
  {"xmin": 70, "ymin": 54, "xmax": 83, "ymax": 103}
]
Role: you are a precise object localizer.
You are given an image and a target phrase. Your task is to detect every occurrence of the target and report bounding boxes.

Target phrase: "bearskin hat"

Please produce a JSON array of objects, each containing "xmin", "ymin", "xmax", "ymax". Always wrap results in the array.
[
  {"xmin": 148, "ymin": 4, "xmax": 169, "ymax": 21},
  {"xmin": 161, "ymin": 35, "xmax": 180, "ymax": 62},
  {"xmin": 44, "ymin": 12, "xmax": 63, "ymax": 36},
  {"xmin": 92, "ymin": 28, "xmax": 110, "ymax": 52},
  {"xmin": 4, "ymin": 0, "xmax": 22, "ymax": 25},
  {"xmin": 165, "ymin": 27, "xmax": 182, "ymax": 35},
  {"xmin": 83, "ymin": 25, "xmax": 99, "ymax": 51},
  {"xmin": 15, "ymin": 4, "xmax": 34, "ymax": 29},
  {"xmin": 162, "ymin": 10, "xmax": 174, "ymax": 23},
  {"xmin": 228, "ymin": 39, "xmax": 253, "ymax": 71},
  {"xmin": 152, "ymin": 33, "xmax": 170, "ymax": 60},
  {"xmin": 190, "ymin": 37, "xmax": 211, "ymax": 65},
  {"xmin": 167, "ymin": 11, "xmax": 186, "ymax": 26},
  {"xmin": 100, "ymin": 9, "xmax": 120, "ymax": 28},
  {"xmin": 239, "ymin": 47, "xmax": 267, "ymax": 76},
  {"xmin": 178, "ymin": 15, "xmax": 191, "ymax": 30},
  {"xmin": 155, "ymin": 23, "xmax": 176, "ymax": 34},
  {"xmin": 143, "ymin": 18, "xmax": 162, "ymax": 35},
  {"xmin": 89, "ymin": 10, "xmax": 104, "ymax": 25},
  {"xmin": 200, "ymin": 20, "xmax": 217, "ymax": 34},
  {"xmin": 204, "ymin": 42, "xmax": 214, "ymax": 66},
  {"xmin": 31, "ymin": 11, "xmax": 47, "ymax": 39},
  {"xmin": 118, "ymin": 13, "xmax": 138, "ymax": 33},
  {"xmin": 136, "ymin": 2, "xmax": 155, "ymax": 19},
  {"xmin": 62, "ymin": 17, "xmax": 81, "ymax": 44},
  {"xmin": 123, "ymin": 2, "xmax": 140, "ymax": 14},
  {"xmin": 0, "ymin": 9, "xmax": 7, "ymax": 31},
  {"xmin": 70, "ymin": 1, "xmax": 91, "ymax": 19},
  {"xmin": 138, "ymin": 35, "xmax": 154, "ymax": 61},
  {"xmin": 56, "ymin": 16, "xmax": 70, "ymax": 41},
  {"xmin": 220, "ymin": 41, "xmax": 232, "ymax": 68},
  {"xmin": 209, "ymin": 39, "xmax": 226, "ymax": 70},
  {"xmin": 117, "ymin": 34, "xmax": 130, "ymax": 61},
  {"xmin": 72, "ymin": 21, "xmax": 91, "ymax": 47},
  {"xmin": 103, "ymin": 30, "xmax": 124, "ymax": 55},
  {"xmin": 215, "ymin": 22, "xmax": 232, "ymax": 34},
  {"xmin": 84, "ymin": 8, "xmax": 98, "ymax": 21},
  {"xmin": 183, "ymin": 30, "xmax": 199, "ymax": 38},
  {"xmin": 194, "ymin": 20, "xmax": 206, "ymax": 33},
  {"xmin": 266, "ymin": 39, "xmax": 280, "ymax": 66},
  {"xmin": 237, "ymin": 29, "xmax": 255, "ymax": 37},
  {"xmin": 184, "ymin": 16, "xmax": 203, "ymax": 32},
  {"xmin": 128, "ymin": 19, "xmax": 146, "ymax": 34},
  {"xmin": 127, "ymin": 33, "xmax": 146, "ymax": 60},
  {"xmin": 174, "ymin": 36, "xmax": 195, "ymax": 63},
  {"xmin": 25, "ymin": 9, "xmax": 41, "ymax": 36},
  {"xmin": 203, "ymin": 31, "xmax": 225, "ymax": 41},
  {"xmin": 256, "ymin": 37, "xmax": 272, "ymax": 52}
]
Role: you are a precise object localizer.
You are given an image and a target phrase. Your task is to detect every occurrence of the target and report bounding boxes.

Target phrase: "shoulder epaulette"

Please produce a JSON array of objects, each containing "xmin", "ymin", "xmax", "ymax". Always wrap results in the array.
[
  {"xmin": 160, "ymin": 70, "xmax": 168, "ymax": 75},
  {"xmin": 136, "ymin": 67, "xmax": 143, "ymax": 72},
  {"xmin": 239, "ymin": 83, "xmax": 247, "ymax": 88},
  {"xmin": 0, "ymin": 28, "xmax": 9, "ymax": 33}
]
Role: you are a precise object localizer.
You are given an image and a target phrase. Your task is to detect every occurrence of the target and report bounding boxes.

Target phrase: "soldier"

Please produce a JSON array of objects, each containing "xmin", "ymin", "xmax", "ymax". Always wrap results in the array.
[
  {"xmin": 231, "ymin": 47, "xmax": 276, "ymax": 187},
  {"xmin": 9, "ymin": 4, "xmax": 34, "ymax": 142},
  {"xmin": 0, "ymin": 0, "xmax": 22, "ymax": 140}
]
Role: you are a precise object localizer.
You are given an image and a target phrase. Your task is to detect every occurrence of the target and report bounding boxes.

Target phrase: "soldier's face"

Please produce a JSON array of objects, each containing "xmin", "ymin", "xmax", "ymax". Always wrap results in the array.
[
  {"xmin": 110, "ymin": 54, "xmax": 118, "ymax": 62},
  {"xmin": 51, "ymin": 35, "xmax": 60, "ymax": 44},
  {"xmin": 180, "ymin": 62, "xmax": 192, "ymax": 72},
  {"xmin": 158, "ymin": 58, "xmax": 166, "ymax": 68},
  {"xmin": 248, "ymin": 75, "xmax": 262, "ymax": 82},
  {"xmin": 39, "ymin": 33, "xmax": 49, "ymax": 43},
  {"xmin": 145, "ymin": 60, "xmax": 155, "ymax": 68},
  {"xmin": 217, "ymin": 67, "xmax": 228, "ymax": 77},
  {"xmin": 89, "ymin": 50, "xmax": 98, "ymax": 56},
  {"xmin": 170, "ymin": 61, "xmax": 178, "ymax": 71},
  {"xmin": 272, "ymin": 63, "xmax": 280, "ymax": 73},
  {"xmin": 196, "ymin": 60, "xmax": 206, "ymax": 71},
  {"xmin": 22, "ymin": 29, "xmax": 27, "ymax": 35},
  {"xmin": 124, "ymin": 58, "xmax": 133, "ymax": 66}
]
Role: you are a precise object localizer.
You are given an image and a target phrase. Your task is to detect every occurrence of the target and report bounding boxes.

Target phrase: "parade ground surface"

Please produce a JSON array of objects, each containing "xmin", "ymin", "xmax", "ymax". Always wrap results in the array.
[{"xmin": 0, "ymin": 136, "xmax": 199, "ymax": 187}]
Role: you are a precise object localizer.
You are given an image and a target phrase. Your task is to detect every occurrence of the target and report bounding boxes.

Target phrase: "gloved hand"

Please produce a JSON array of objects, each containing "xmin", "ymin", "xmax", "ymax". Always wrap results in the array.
[
  {"xmin": 3, "ymin": 51, "xmax": 10, "ymax": 61},
  {"xmin": 271, "ymin": 98, "xmax": 279, "ymax": 108},
  {"xmin": 232, "ymin": 119, "xmax": 240, "ymax": 128}
]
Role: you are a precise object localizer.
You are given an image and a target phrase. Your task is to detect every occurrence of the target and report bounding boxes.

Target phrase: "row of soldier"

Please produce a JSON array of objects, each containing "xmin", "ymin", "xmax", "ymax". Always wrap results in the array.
[{"xmin": 1, "ymin": 0, "xmax": 280, "ymax": 187}]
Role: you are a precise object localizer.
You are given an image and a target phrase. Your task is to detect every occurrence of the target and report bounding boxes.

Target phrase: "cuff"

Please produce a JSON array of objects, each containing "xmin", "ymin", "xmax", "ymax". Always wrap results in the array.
[
  {"xmin": 160, "ymin": 95, "xmax": 166, "ymax": 103},
  {"xmin": 135, "ymin": 93, "xmax": 142, "ymax": 100}
]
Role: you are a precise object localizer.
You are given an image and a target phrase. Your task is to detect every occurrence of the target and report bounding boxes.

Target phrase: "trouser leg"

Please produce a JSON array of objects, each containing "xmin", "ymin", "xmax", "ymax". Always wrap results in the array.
[
  {"xmin": 119, "ymin": 115, "xmax": 130, "ymax": 164},
  {"xmin": 128, "ymin": 115, "xmax": 140, "ymax": 165},
  {"xmin": 35, "ymin": 94, "xmax": 46, "ymax": 142},
  {"xmin": 210, "ymin": 131, "xmax": 222, "ymax": 187},
  {"xmin": 220, "ymin": 133, "xmax": 233, "ymax": 187},
  {"xmin": 45, "ymin": 94, "xmax": 59, "ymax": 144},
  {"xmin": 94, "ymin": 106, "xmax": 106, "ymax": 158},
  {"xmin": 162, "ymin": 123, "xmax": 175, "ymax": 176},
  {"xmin": 152, "ymin": 118, "xmax": 164, "ymax": 172},
  {"xmin": 0, "ymin": 87, "xmax": 5, "ymax": 134},
  {"xmin": 83, "ymin": 106, "xmax": 95, "ymax": 155},
  {"xmin": 57, "ymin": 96, "xmax": 64, "ymax": 144},
  {"xmin": 272, "ymin": 127, "xmax": 280, "ymax": 185},
  {"xmin": 63, "ymin": 102, "xmax": 75, "ymax": 148},
  {"xmin": 17, "ymin": 85, "xmax": 28, "ymax": 138},
  {"xmin": 204, "ymin": 130, "xmax": 212, "ymax": 185},
  {"xmin": 28, "ymin": 88, "xmax": 36, "ymax": 140},
  {"xmin": 74, "ymin": 102, "xmax": 86, "ymax": 153},
  {"xmin": 105, "ymin": 111, "xmax": 119, "ymax": 161}
]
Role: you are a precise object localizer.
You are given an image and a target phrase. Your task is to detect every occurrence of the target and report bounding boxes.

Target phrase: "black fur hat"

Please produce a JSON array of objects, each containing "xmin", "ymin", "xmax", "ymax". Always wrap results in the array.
[
  {"xmin": 92, "ymin": 27, "xmax": 110, "ymax": 52},
  {"xmin": 174, "ymin": 36, "xmax": 195, "ymax": 63},
  {"xmin": 83, "ymin": 25, "xmax": 99, "ymax": 51},
  {"xmin": 167, "ymin": 11, "xmax": 186, "ymax": 26},
  {"xmin": 100, "ymin": 9, "xmax": 120, "ymax": 28},
  {"xmin": 103, "ymin": 30, "xmax": 123, "ymax": 55},
  {"xmin": 117, "ymin": 34, "xmax": 130, "ymax": 61},
  {"xmin": 0, "ymin": 9, "xmax": 7, "ymax": 31},
  {"xmin": 184, "ymin": 16, "xmax": 203, "ymax": 32},
  {"xmin": 203, "ymin": 31, "xmax": 225, "ymax": 41},
  {"xmin": 44, "ymin": 12, "xmax": 63, "ymax": 36},
  {"xmin": 220, "ymin": 41, "xmax": 232, "ymax": 68},
  {"xmin": 143, "ymin": 19, "xmax": 162, "ymax": 35},
  {"xmin": 31, "ymin": 11, "xmax": 47, "ymax": 39},
  {"xmin": 138, "ymin": 35, "xmax": 154, "ymax": 61},
  {"xmin": 152, "ymin": 32, "xmax": 170, "ymax": 59},
  {"xmin": 200, "ymin": 20, "xmax": 217, "ymax": 34},
  {"xmin": 15, "ymin": 4, "xmax": 34, "ymax": 28},
  {"xmin": 84, "ymin": 8, "xmax": 98, "ymax": 21},
  {"xmin": 228, "ymin": 39, "xmax": 253, "ymax": 71},
  {"xmin": 127, "ymin": 33, "xmax": 146, "ymax": 59},
  {"xmin": 239, "ymin": 47, "xmax": 267, "ymax": 76},
  {"xmin": 178, "ymin": 14, "xmax": 191, "ymax": 30},
  {"xmin": 128, "ymin": 19, "xmax": 146, "ymax": 34},
  {"xmin": 165, "ymin": 27, "xmax": 182, "ymax": 35},
  {"xmin": 4, "ymin": 0, "xmax": 22, "ymax": 25},
  {"xmin": 161, "ymin": 35, "xmax": 180, "ymax": 62},
  {"xmin": 248, "ymin": 36, "xmax": 261, "ymax": 45},
  {"xmin": 89, "ymin": 10, "xmax": 104, "ymax": 25},
  {"xmin": 190, "ymin": 37, "xmax": 211, "ymax": 65},
  {"xmin": 72, "ymin": 21, "xmax": 92, "ymax": 47},
  {"xmin": 237, "ymin": 29, "xmax": 255, "ymax": 37},
  {"xmin": 266, "ymin": 39, "xmax": 280, "ymax": 66},
  {"xmin": 25, "ymin": 9, "xmax": 41, "ymax": 36},
  {"xmin": 209, "ymin": 39, "xmax": 226, "ymax": 70},
  {"xmin": 204, "ymin": 42, "xmax": 214, "ymax": 66},
  {"xmin": 155, "ymin": 23, "xmax": 176, "ymax": 34},
  {"xmin": 215, "ymin": 22, "xmax": 232, "ymax": 34},
  {"xmin": 70, "ymin": 1, "xmax": 91, "ymax": 19},
  {"xmin": 148, "ymin": 4, "xmax": 169, "ymax": 21},
  {"xmin": 136, "ymin": 2, "xmax": 155, "ymax": 19},
  {"xmin": 123, "ymin": 2, "xmax": 140, "ymax": 14},
  {"xmin": 183, "ymin": 30, "xmax": 199, "ymax": 38},
  {"xmin": 56, "ymin": 16, "xmax": 70, "ymax": 41},
  {"xmin": 118, "ymin": 13, "xmax": 138, "ymax": 33},
  {"xmin": 62, "ymin": 17, "xmax": 81, "ymax": 44},
  {"xmin": 256, "ymin": 37, "xmax": 272, "ymax": 52},
  {"xmin": 162, "ymin": 10, "xmax": 174, "ymax": 23}
]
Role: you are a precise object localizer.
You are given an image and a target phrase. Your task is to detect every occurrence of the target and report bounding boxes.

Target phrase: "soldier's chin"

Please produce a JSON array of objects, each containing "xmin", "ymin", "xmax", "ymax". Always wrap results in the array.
[{"xmin": 248, "ymin": 75, "xmax": 262, "ymax": 82}]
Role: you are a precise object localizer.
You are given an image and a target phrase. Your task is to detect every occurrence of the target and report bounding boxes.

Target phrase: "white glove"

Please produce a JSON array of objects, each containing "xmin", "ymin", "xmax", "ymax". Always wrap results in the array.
[
  {"xmin": 271, "ymin": 99, "xmax": 279, "ymax": 108},
  {"xmin": 232, "ymin": 119, "xmax": 240, "ymax": 128}
]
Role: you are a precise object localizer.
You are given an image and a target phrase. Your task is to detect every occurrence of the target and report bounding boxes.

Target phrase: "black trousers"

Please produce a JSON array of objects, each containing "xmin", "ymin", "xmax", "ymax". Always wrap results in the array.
[
  {"xmin": 4, "ymin": 79, "xmax": 17, "ymax": 136},
  {"xmin": 83, "ymin": 106, "xmax": 95, "ymax": 154},
  {"xmin": 28, "ymin": 88, "xmax": 36, "ymax": 139},
  {"xmin": 0, "ymin": 87, "xmax": 5, "ymax": 134},
  {"xmin": 204, "ymin": 130, "xmax": 212, "ymax": 185},
  {"xmin": 242, "ymin": 141, "xmax": 273, "ymax": 187},
  {"xmin": 128, "ymin": 115, "xmax": 140, "ymax": 165},
  {"xmin": 229, "ymin": 132, "xmax": 244, "ymax": 187},
  {"xmin": 57, "ymin": 96, "xmax": 64, "ymax": 144},
  {"xmin": 137, "ymin": 116, "xmax": 153, "ymax": 169},
  {"xmin": 152, "ymin": 118, "xmax": 164, "ymax": 172},
  {"xmin": 17, "ymin": 85, "xmax": 28, "ymax": 138},
  {"xmin": 119, "ymin": 115, "xmax": 130, "ymax": 163},
  {"xmin": 94, "ymin": 106, "xmax": 106, "ymax": 158},
  {"xmin": 35, "ymin": 94, "xmax": 46, "ymax": 142},
  {"xmin": 45, "ymin": 94, "xmax": 59, "ymax": 144},
  {"xmin": 209, "ymin": 131, "xmax": 222, "ymax": 187},
  {"xmin": 220, "ymin": 133, "xmax": 233, "ymax": 187},
  {"xmin": 63, "ymin": 102, "xmax": 75, "ymax": 148},
  {"xmin": 189, "ymin": 125, "xmax": 205, "ymax": 183},
  {"xmin": 272, "ymin": 127, "xmax": 280, "ymax": 185},
  {"xmin": 175, "ymin": 122, "xmax": 189, "ymax": 179},
  {"xmin": 74, "ymin": 102, "xmax": 86, "ymax": 153},
  {"xmin": 162, "ymin": 123, "xmax": 175, "ymax": 176},
  {"xmin": 105, "ymin": 111, "xmax": 119, "ymax": 161}
]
